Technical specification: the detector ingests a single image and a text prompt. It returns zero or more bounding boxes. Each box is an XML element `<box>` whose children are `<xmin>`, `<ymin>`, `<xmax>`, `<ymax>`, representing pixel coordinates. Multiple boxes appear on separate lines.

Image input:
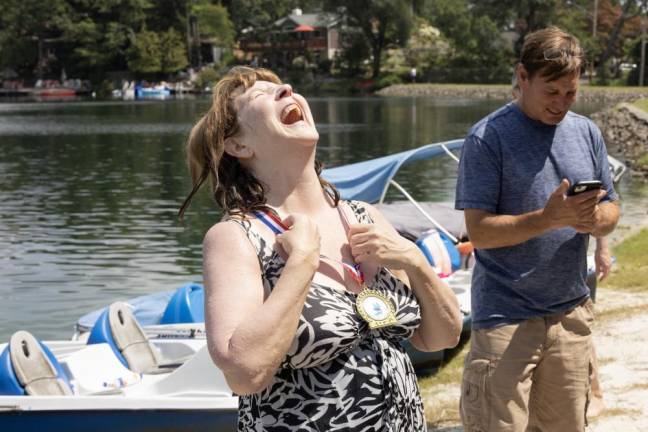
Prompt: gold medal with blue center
<box><xmin>356</xmin><ymin>288</ymin><xmax>398</xmax><ymax>329</ymax></box>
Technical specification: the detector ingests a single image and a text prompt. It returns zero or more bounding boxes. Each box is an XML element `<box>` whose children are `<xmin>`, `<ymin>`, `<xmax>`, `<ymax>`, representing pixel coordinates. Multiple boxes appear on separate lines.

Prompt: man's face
<box><xmin>518</xmin><ymin>66</ymin><xmax>579</xmax><ymax>125</ymax></box>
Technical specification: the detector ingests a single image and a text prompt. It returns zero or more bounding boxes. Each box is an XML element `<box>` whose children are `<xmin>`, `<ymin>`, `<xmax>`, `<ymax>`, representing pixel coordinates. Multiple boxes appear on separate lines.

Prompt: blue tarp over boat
<box><xmin>321</xmin><ymin>139</ymin><xmax>464</xmax><ymax>203</ymax></box>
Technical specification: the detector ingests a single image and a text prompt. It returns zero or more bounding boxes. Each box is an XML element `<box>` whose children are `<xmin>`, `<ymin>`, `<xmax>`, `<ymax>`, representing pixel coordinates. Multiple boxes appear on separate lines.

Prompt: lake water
<box><xmin>1</xmin><ymin>95</ymin><xmax>645</xmax><ymax>340</ymax></box>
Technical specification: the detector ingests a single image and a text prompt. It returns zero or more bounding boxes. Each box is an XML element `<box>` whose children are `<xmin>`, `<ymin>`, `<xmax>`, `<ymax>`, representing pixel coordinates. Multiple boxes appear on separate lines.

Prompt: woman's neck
<box><xmin>252</xmin><ymin>149</ymin><xmax>334</xmax><ymax>215</ymax></box>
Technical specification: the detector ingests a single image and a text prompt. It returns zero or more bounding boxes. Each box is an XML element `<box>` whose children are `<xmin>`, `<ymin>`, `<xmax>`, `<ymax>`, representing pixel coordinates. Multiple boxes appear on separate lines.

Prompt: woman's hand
<box><xmin>348</xmin><ymin>223</ymin><xmax>424</xmax><ymax>271</ymax></box>
<box><xmin>276</xmin><ymin>213</ymin><xmax>321</xmax><ymax>269</ymax></box>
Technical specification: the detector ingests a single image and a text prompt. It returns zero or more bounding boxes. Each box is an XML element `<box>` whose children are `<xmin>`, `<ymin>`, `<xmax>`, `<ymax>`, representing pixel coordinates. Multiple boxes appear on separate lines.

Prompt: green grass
<box><xmin>418</xmin><ymin>338</ymin><xmax>469</xmax><ymax>426</ymax></box>
<box><xmin>601</xmin><ymin>229</ymin><xmax>648</xmax><ymax>292</ymax></box>
<box><xmin>418</xmin><ymin>339</ymin><xmax>469</xmax><ymax>388</ymax></box>
<box><xmin>632</xmin><ymin>98</ymin><xmax>648</xmax><ymax>113</ymax></box>
<box><xmin>635</xmin><ymin>153</ymin><xmax>648</xmax><ymax>171</ymax></box>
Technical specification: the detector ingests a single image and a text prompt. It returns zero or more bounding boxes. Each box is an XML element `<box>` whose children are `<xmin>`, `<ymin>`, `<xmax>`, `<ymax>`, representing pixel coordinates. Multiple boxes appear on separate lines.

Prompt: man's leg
<box><xmin>461</xmin><ymin>319</ymin><xmax>544</xmax><ymax>432</ymax></box>
<box><xmin>527</xmin><ymin>300</ymin><xmax>594</xmax><ymax>432</ymax></box>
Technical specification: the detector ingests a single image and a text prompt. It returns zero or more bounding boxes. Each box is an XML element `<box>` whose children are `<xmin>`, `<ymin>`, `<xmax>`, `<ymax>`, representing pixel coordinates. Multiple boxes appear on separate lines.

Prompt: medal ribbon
<box><xmin>255</xmin><ymin>207</ymin><xmax>397</xmax><ymax>330</ymax></box>
<box><xmin>254</xmin><ymin>210</ymin><xmax>365</xmax><ymax>286</ymax></box>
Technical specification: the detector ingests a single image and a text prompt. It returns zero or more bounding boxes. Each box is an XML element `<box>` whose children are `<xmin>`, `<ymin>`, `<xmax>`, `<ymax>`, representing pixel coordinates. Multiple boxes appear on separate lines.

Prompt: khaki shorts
<box><xmin>460</xmin><ymin>299</ymin><xmax>595</xmax><ymax>432</ymax></box>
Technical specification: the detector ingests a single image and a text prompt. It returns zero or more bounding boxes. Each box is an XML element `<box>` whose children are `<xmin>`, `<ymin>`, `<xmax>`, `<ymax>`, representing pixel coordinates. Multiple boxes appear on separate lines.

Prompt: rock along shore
<box><xmin>592</xmin><ymin>104</ymin><xmax>648</xmax><ymax>178</ymax></box>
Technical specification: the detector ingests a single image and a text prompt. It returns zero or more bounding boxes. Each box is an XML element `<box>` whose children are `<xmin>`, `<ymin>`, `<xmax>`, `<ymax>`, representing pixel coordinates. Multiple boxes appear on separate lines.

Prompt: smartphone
<box><xmin>567</xmin><ymin>180</ymin><xmax>603</xmax><ymax>196</ymax></box>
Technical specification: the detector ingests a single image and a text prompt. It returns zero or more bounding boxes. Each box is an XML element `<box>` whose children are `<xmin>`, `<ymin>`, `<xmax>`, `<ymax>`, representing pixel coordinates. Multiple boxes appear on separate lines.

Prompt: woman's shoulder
<box><xmin>203</xmin><ymin>215</ymin><xmax>256</xmax><ymax>252</ymax></box>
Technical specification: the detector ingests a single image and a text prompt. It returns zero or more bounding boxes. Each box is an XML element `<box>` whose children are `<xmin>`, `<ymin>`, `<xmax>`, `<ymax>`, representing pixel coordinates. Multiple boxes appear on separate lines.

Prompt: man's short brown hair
<box><xmin>520</xmin><ymin>26</ymin><xmax>585</xmax><ymax>82</ymax></box>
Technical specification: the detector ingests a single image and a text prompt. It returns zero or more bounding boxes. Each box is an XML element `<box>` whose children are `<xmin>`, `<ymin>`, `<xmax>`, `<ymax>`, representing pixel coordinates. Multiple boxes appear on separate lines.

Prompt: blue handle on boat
<box><xmin>160</xmin><ymin>283</ymin><xmax>205</xmax><ymax>324</ymax></box>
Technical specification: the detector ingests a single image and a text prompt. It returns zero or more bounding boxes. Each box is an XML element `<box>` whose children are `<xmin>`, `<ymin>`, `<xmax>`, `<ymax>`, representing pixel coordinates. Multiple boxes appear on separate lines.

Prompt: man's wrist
<box><xmin>536</xmin><ymin>208</ymin><xmax>557</xmax><ymax>232</ymax></box>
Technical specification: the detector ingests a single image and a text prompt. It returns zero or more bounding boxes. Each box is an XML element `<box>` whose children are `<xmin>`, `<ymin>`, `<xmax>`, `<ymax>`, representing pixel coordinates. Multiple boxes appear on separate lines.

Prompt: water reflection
<box><xmin>0</xmin><ymin>95</ymin><xmax>626</xmax><ymax>340</ymax></box>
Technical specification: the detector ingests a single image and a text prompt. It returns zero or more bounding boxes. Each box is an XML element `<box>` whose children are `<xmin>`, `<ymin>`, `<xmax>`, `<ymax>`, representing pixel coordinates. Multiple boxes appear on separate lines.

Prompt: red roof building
<box><xmin>239</xmin><ymin>9</ymin><xmax>342</xmax><ymax>68</ymax></box>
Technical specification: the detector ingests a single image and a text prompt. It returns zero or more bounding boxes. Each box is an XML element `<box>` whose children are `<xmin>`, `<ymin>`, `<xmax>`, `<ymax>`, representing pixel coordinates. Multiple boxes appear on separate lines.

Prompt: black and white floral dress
<box><xmin>228</xmin><ymin>201</ymin><xmax>426</xmax><ymax>432</ymax></box>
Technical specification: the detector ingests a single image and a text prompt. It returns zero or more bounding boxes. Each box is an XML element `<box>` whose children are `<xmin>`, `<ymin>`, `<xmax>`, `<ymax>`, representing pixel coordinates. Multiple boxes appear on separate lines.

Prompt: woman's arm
<box><xmin>349</xmin><ymin>205</ymin><xmax>463</xmax><ymax>352</ymax></box>
<box><xmin>203</xmin><ymin>214</ymin><xmax>320</xmax><ymax>395</ymax></box>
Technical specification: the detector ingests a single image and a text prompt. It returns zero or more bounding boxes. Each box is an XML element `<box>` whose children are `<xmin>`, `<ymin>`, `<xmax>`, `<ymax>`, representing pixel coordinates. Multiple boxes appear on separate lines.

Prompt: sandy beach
<box><xmin>424</xmin><ymin>198</ymin><xmax>648</xmax><ymax>431</ymax></box>
<box><xmin>587</xmin><ymin>289</ymin><xmax>648</xmax><ymax>431</ymax></box>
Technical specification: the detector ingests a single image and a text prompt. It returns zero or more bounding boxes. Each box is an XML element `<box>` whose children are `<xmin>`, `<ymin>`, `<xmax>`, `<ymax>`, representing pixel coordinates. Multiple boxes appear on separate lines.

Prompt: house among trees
<box><xmin>239</xmin><ymin>9</ymin><xmax>341</xmax><ymax>69</ymax></box>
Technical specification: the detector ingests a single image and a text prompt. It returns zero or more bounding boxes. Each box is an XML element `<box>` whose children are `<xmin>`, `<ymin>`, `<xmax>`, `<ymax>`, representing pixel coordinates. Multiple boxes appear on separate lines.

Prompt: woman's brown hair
<box><xmin>520</xmin><ymin>26</ymin><xmax>585</xmax><ymax>82</ymax></box>
<box><xmin>178</xmin><ymin>66</ymin><xmax>339</xmax><ymax>219</ymax></box>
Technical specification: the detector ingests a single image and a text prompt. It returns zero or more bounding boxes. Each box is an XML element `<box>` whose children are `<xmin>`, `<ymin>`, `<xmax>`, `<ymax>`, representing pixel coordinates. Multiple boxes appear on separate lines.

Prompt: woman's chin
<box><xmin>283</xmin><ymin>125</ymin><xmax>319</xmax><ymax>143</ymax></box>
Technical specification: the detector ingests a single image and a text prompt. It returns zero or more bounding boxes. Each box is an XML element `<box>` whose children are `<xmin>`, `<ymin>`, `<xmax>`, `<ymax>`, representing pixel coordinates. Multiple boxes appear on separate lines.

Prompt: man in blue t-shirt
<box><xmin>455</xmin><ymin>27</ymin><xmax>620</xmax><ymax>432</ymax></box>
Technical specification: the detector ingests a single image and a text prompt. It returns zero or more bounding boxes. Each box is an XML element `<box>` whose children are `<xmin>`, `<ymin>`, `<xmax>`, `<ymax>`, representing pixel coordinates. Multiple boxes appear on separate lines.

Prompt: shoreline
<box><xmin>377</xmin><ymin>83</ymin><xmax>648</xmax><ymax>106</ymax></box>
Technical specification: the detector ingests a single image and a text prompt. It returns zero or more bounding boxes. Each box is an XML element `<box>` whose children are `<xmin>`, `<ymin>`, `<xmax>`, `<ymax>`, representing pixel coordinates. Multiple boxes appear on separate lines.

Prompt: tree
<box><xmin>60</xmin><ymin>0</ymin><xmax>154</xmax><ymax>79</ymax></box>
<box><xmin>0</xmin><ymin>0</ymin><xmax>71</xmax><ymax>77</ymax></box>
<box><xmin>160</xmin><ymin>28</ymin><xmax>189</xmax><ymax>73</ymax></box>
<box><xmin>127</xmin><ymin>29</ymin><xmax>162</xmax><ymax>74</ymax></box>
<box><xmin>403</xmin><ymin>18</ymin><xmax>448</xmax><ymax>71</ymax></box>
<box><xmin>553</xmin><ymin>0</ymin><xmax>600</xmax><ymax>74</ymax></box>
<box><xmin>192</xmin><ymin>1</ymin><xmax>235</xmax><ymax>46</ymax></box>
<box><xmin>596</xmin><ymin>0</ymin><xmax>643</xmax><ymax>83</ymax></box>
<box><xmin>188</xmin><ymin>1</ymin><xmax>235</xmax><ymax>66</ymax></box>
<box><xmin>468</xmin><ymin>0</ymin><xmax>560</xmax><ymax>56</ymax></box>
<box><xmin>325</xmin><ymin>0</ymin><xmax>413</xmax><ymax>79</ymax></box>
<box><xmin>336</xmin><ymin>29</ymin><xmax>371</xmax><ymax>77</ymax></box>
<box><xmin>422</xmin><ymin>0</ymin><xmax>513</xmax><ymax>83</ymax></box>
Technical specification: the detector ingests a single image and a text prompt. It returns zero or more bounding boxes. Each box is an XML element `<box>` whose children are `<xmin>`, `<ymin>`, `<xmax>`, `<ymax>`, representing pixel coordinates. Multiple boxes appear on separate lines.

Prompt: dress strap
<box><xmin>345</xmin><ymin>200</ymin><xmax>375</xmax><ymax>225</ymax></box>
<box><xmin>223</xmin><ymin>217</ymin><xmax>268</xmax><ymax>273</ymax></box>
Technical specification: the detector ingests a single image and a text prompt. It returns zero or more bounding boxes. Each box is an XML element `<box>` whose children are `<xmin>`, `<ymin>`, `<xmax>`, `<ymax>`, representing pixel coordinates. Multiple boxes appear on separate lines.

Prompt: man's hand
<box><xmin>542</xmin><ymin>179</ymin><xmax>607</xmax><ymax>232</ymax></box>
<box><xmin>595</xmin><ymin>238</ymin><xmax>612</xmax><ymax>281</ymax></box>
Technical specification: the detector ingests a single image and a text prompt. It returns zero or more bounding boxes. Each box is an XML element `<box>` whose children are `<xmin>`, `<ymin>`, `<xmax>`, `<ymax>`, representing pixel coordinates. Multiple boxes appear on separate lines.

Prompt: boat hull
<box><xmin>0</xmin><ymin>409</ymin><xmax>237</xmax><ymax>432</ymax></box>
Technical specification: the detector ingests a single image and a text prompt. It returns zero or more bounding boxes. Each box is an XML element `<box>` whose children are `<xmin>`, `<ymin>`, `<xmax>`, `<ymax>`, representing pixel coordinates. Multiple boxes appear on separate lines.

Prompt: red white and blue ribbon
<box><xmin>254</xmin><ymin>209</ymin><xmax>365</xmax><ymax>285</ymax></box>
<box><xmin>254</xmin><ymin>210</ymin><xmax>289</xmax><ymax>235</ymax></box>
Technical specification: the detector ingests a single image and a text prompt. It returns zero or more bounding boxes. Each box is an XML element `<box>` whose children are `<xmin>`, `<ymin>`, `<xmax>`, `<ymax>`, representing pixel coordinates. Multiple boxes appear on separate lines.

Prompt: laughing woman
<box><xmin>179</xmin><ymin>66</ymin><xmax>462</xmax><ymax>431</ymax></box>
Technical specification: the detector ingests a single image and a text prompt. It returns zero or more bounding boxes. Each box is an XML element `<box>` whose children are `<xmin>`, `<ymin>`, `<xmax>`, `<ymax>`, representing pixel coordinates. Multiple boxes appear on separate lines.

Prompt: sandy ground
<box><xmin>425</xmin><ymin>200</ymin><xmax>648</xmax><ymax>431</ymax></box>
<box><xmin>586</xmin><ymin>288</ymin><xmax>648</xmax><ymax>431</ymax></box>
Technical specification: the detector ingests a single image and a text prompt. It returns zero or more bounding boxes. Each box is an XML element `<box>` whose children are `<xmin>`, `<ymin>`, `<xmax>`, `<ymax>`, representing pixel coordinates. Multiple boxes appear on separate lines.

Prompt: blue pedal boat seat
<box><xmin>0</xmin><ymin>331</ymin><xmax>72</xmax><ymax>396</ymax></box>
<box><xmin>88</xmin><ymin>302</ymin><xmax>161</xmax><ymax>373</ymax></box>
<box><xmin>160</xmin><ymin>283</ymin><xmax>205</xmax><ymax>324</ymax></box>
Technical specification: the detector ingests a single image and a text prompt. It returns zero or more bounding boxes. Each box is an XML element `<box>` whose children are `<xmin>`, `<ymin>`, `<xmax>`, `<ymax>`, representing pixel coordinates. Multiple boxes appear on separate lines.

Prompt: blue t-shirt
<box><xmin>455</xmin><ymin>103</ymin><xmax>618</xmax><ymax>329</ymax></box>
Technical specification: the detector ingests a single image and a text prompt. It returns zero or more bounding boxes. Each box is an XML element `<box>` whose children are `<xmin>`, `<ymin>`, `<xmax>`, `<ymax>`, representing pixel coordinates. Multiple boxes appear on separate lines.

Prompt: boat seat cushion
<box><xmin>108</xmin><ymin>302</ymin><xmax>161</xmax><ymax>373</ymax></box>
<box><xmin>9</xmin><ymin>331</ymin><xmax>72</xmax><ymax>396</ymax></box>
<box><xmin>416</xmin><ymin>229</ymin><xmax>454</xmax><ymax>276</ymax></box>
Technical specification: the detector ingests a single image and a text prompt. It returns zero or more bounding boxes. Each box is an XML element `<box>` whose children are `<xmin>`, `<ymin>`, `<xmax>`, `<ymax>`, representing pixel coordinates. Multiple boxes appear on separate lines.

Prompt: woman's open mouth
<box><xmin>280</xmin><ymin>104</ymin><xmax>304</xmax><ymax>125</ymax></box>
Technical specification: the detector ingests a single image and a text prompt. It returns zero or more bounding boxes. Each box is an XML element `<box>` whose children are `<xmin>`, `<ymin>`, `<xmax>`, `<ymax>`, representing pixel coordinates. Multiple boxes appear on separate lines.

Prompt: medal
<box><xmin>355</xmin><ymin>287</ymin><xmax>398</xmax><ymax>329</ymax></box>
<box><xmin>255</xmin><ymin>208</ymin><xmax>398</xmax><ymax>329</ymax></box>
